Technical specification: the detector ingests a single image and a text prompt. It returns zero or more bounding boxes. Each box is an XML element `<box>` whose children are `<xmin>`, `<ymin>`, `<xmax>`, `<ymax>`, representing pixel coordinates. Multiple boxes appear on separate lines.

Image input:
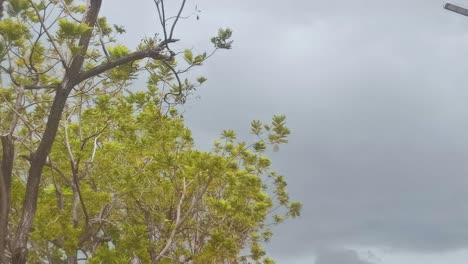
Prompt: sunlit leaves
<box><xmin>184</xmin><ymin>49</ymin><xmax>205</xmax><ymax>66</ymax></box>
<box><xmin>254</xmin><ymin>141</ymin><xmax>267</xmax><ymax>152</ymax></box>
<box><xmin>221</xmin><ymin>129</ymin><xmax>236</xmax><ymax>140</ymax></box>
<box><xmin>108</xmin><ymin>44</ymin><xmax>130</xmax><ymax>59</ymax></box>
<box><xmin>7</xmin><ymin>0</ymin><xmax>30</xmax><ymax>16</ymax></box>
<box><xmin>97</xmin><ymin>17</ymin><xmax>112</xmax><ymax>36</ymax></box>
<box><xmin>106</xmin><ymin>45</ymin><xmax>137</xmax><ymax>82</ymax></box>
<box><xmin>184</xmin><ymin>49</ymin><xmax>193</xmax><ymax>64</ymax></box>
<box><xmin>57</xmin><ymin>19</ymin><xmax>92</xmax><ymax>39</ymax></box>
<box><xmin>72</xmin><ymin>5</ymin><xmax>87</xmax><ymax>13</ymax></box>
<box><xmin>289</xmin><ymin>202</ymin><xmax>302</xmax><ymax>218</ymax></box>
<box><xmin>30</xmin><ymin>42</ymin><xmax>46</xmax><ymax>65</ymax></box>
<box><xmin>0</xmin><ymin>18</ymin><xmax>30</xmax><ymax>44</ymax></box>
<box><xmin>0</xmin><ymin>1</ymin><xmax>298</xmax><ymax>262</ymax></box>
<box><xmin>193</xmin><ymin>53</ymin><xmax>205</xmax><ymax>65</ymax></box>
<box><xmin>251</xmin><ymin>120</ymin><xmax>262</xmax><ymax>135</ymax></box>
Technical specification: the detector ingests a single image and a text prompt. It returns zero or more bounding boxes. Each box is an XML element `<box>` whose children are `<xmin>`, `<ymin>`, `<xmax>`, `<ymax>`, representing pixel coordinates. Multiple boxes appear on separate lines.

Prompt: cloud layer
<box><xmin>103</xmin><ymin>0</ymin><xmax>468</xmax><ymax>262</ymax></box>
<box><xmin>315</xmin><ymin>248</ymin><xmax>376</xmax><ymax>264</ymax></box>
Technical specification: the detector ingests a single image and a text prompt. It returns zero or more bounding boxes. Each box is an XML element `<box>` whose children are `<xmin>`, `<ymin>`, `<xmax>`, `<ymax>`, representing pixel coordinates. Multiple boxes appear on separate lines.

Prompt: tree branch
<box><xmin>153</xmin><ymin>177</ymin><xmax>187</xmax><ymax>263</ymax></box>
<box><xmin>169</xmin><ymin>0</ymin><xmax>187</xmax><ymax>40</ymax></box>
<box><xmin>75</xmin><ymin>39</ymin><xmax>178</xmax><ymax>85</ymax></box>
<box><xmin>28</xmin><ymin>0</ymin><xmax>68</xmax><ymax>70</ymax></box>
<box><xmin>66</xmin><ymin>0</ymin><xmax>103</xmax><ymax>84</ymax></box>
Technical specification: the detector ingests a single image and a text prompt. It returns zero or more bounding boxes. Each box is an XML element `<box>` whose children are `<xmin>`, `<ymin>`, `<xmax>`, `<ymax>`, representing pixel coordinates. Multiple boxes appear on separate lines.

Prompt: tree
<box><xmin>0</xmin><ymin>0</ymin><xmax>301</xmax><ymax>263</ymax></box>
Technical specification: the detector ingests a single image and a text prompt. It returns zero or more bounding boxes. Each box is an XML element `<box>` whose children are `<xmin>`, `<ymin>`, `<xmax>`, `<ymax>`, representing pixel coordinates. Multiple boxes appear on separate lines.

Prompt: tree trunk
<box><xmin>10</xmin><ymin>0</ymin><xmax>102</xmax><ymax>262</ymax></box>
<box><xmin>1</xmin><ymin>135</ymin><xmax>15</xmax><ymax>264</ymax></box>
<box><xmin>72</xmin><ymin>185</ymin><xmax>80</xmax><ymax>228</ymax></box>
<box><xmin>67</xmin><ymin>254</ymin><xmax>78</xmax><ymax>264</ymax></box>
<box><xmin>11</xmin><ymin>89</ymin><xmax>71</xmax><ymax>264</ymax></box>
<box><xmin>0</xmin><ymin>168</ymin><xmax>8</xmax><ymax>264</ymax></box>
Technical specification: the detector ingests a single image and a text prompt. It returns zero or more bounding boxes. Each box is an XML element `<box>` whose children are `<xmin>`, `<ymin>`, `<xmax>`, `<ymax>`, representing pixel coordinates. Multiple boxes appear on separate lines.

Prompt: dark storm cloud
<box><xmin>104</xmin><ymin>0</ymin><xmax>468</xmax><ymax>261</ymax></box>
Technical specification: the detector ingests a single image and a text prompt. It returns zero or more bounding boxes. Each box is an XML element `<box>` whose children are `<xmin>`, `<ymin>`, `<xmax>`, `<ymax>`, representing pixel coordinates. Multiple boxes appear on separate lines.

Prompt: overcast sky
<box><xmin>105</xmin><ymin>1</ymin><xmax>468</xmax><ymax>263</ymax></box>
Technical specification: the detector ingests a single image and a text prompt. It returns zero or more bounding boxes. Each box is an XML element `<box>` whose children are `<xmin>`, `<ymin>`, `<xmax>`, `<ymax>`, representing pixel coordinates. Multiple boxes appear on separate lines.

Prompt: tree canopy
<box><xmin>0</xmin><ymin>0</ymin><xmax>301</xmax><ymax>263</ymax></box>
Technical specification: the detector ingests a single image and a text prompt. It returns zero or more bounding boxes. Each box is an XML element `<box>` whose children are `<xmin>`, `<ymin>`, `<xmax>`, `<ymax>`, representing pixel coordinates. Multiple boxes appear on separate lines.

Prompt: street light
<box><xmin>444</xmin><ymin>3</ymin><xmax>468</xmax><ymax>16</ymax></box>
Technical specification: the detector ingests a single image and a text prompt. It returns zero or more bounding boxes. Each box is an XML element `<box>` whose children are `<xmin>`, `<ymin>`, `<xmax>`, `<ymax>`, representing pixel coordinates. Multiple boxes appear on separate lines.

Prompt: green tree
<box><xmin>0</xmin><ymin>1</ymin><xmax>301</xmax><ymax>263</ymax></box>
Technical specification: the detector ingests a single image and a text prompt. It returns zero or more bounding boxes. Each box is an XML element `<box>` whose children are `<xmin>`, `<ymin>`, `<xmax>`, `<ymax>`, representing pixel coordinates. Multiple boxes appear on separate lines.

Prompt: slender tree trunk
<box><xmin>10</xmin><ymin>0</ymin><xmax>102</xmax><ymax>261</ymax></box>
<box><xmin>72</xmin><ymin>185</ymin><xmax>80</xmax><ymax>228</ymax></box>
<box><xmin>0</xmin><ymin>69</ymin><xmax>6</xmax><ymax>264</ymax></box>
<box><xmin>11</xmin><ymin>88</ymin><xmax>71</xmax><ymax>264</ymax></box>
<box><xmin>0</xmin><ymin>168</ymin><xmax>8</xmax><ymax>264</ymax></box>
<box><xmin>0</xmin><ymin>2</ymin><xmax>9</xmax><ymax>260</ymax></box>
<box><xmin>1</xmin><ymin>135</ymin><xmax>15</xmax><ymax>264</ymax></box>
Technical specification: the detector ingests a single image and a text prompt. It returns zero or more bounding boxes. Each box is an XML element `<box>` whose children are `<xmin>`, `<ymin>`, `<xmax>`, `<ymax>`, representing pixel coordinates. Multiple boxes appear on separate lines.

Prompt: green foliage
<box><xmin>97</xmin><ymin>17</ymin><xmax>113</xmax><ymax>36</ymax></box>
<box><xmin>7</xmin><ymin>0</ymin><xmax>29</xmax><ymax>16</ymax></box>
<box><xmin>211</xmin><ymin>28</ymin><xmax>234</xmax><ymax>49</ymax></box>
<box><xmin>108</xmin><ymin>44</ymin><xmax>130</xmax><ymax>59</ymax></box>
<box><xmin>184</xmin><ymin>49</ymin><xmax>193</xmax><ymax>64</ymax></box>
<box><xmin>113</xmin><ymin>24</ymin><xmax>126</xmax><ymax>34</ymax></box>
<box><xmin>0</xmin><ymin>18</ymin><xmax>30</xmax><ymax>44</ymax></box>
<box><xmin>0</xmin><ymin>1</ymin><xmax>300</xmax><ymax>263</ymax></box>
<box><xmin>196</xmin><ymin>76</ymin><xmax>207</xmax><ymax>84</ymax></box>
<box><xmin>20</xmin><ymin>91</ymin><xmax>299</xmax><ymax>263</ymax></box>
<box><xmin>105</xmin><ymin>45</ymin><xmax>137</xmax><ymax>82</ymax></box>
<box><xmin>72</xmin><ymin>4</ymin><xmax>87</xmax><ymax>13</ymax></box>
<box><xmin>57</xmin><ymin>19</ymin><xmax>92</xmax><ymax>39</ymax></box>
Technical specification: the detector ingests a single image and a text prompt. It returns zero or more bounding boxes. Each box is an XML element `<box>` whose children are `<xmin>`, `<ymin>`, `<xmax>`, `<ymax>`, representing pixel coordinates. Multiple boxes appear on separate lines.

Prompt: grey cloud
<box><xmin>315</xmin><ymin>248</ymin><xmax>376</xmax><ymax>264</ymax></box>
<box><xmin>105</xmin><ymin>0</ymin><xmax>468</xmax><ymax>261</ymax></box>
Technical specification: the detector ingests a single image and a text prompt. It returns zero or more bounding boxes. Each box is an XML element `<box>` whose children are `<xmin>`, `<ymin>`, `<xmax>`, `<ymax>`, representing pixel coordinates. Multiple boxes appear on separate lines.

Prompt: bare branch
<box><xmin>153</xmin><ymin>177</ymin><xmax>187</xmax><ymax>263</ymax></box>
<box><xmin>24</xmin><ymin>84</ymin><xmax>59</xmax><ymax>91</ymax></box>
<box><xmin>63</xmin><ymin>111</ymin><xmax>76</xmax><ymax>165</ymax></box>
<box><xmin>28</xmin><ymin>0</ymin><xmax>68</xmax><ymax>70</ymax></box>
<box><xmin>162</xmin><ymin>61</ymin><xmax>184</xmax><ymax>104</ymax></box>
<box><xmin>95</xmin><ymin>20</ymin><xmax>110</xmax><ymax>61</ymax></box>
<box><xmin>153</xmin><ymin>0</ymin><xmax>168</xmax><ymax>42</ymax></box>
<box><xmin>60</xmin><ymin>0</ymin><xmax>81</xmax><ymax>22</ymax></box>
<box><xmin>79</xmin><ymin>120</ymin><xmax>109</xmax><ymax>151</ymax></box>
<box><xmin>9</xmin><ymin>86</ymin><xmax>25</xmax><ymax>135</ymax></box>
<box><xmin>169</xmin><ymin>0</ymin><xmax>187</xmax><ymax>40</ymax></box>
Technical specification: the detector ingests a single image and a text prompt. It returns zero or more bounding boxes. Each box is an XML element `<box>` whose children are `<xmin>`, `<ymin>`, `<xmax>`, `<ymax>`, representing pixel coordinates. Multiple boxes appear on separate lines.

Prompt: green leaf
<box><xmin>196</xmin><ymin>76</ymin><xmax>207</xmax><ymax>84</ymax></box>
<box><xmin>113</xmin><ymin>24</ymin><xmax>126</xmax><ymax>34</ymax></box>
<box><xmin>251</xmin><ymin>120</ymin><xmax>262</xmax><ymax>135</ymax></box>
<box><xmin>221</xmin><ymin>129</ymin><xmax>236</xmax><ymax>140</ymax></box>
<box><xmin>184</xmin><ymin>49</ymin><xmax>193</xmax><ymax>64</ymax></box>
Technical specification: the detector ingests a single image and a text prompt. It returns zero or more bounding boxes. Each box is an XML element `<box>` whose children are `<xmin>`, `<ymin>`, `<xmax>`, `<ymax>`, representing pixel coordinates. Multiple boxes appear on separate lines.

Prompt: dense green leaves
<box><xmin>0</xmin><ymin>18</ymin><xmax>29</xmax><ymax>43</ymax></box>
<box><xmin>20</xmin><ymin>90</ymin><xmax>300</xmax><ymax>263</ymax></box>
<box><xmin>0</xmin><ymin>0</ymin><xmax>299</xmax><ymax>263</ymax></box>
<box><xmin>58</xmin><ymin>19</ymin><xmax>92</xmax><ymax>38</ymax></box>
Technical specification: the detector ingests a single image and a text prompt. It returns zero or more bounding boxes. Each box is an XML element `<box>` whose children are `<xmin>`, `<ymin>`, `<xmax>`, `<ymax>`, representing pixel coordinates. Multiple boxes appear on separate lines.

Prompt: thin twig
<box><xmin>169</xmin><ymin>0</ymin><xmax>187</xmax><ymax>40</ymax></box>
<box><xmin>28</xmin><ymin>0</ymin><xmax>68</xmax><ymax>70</ymax></box>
